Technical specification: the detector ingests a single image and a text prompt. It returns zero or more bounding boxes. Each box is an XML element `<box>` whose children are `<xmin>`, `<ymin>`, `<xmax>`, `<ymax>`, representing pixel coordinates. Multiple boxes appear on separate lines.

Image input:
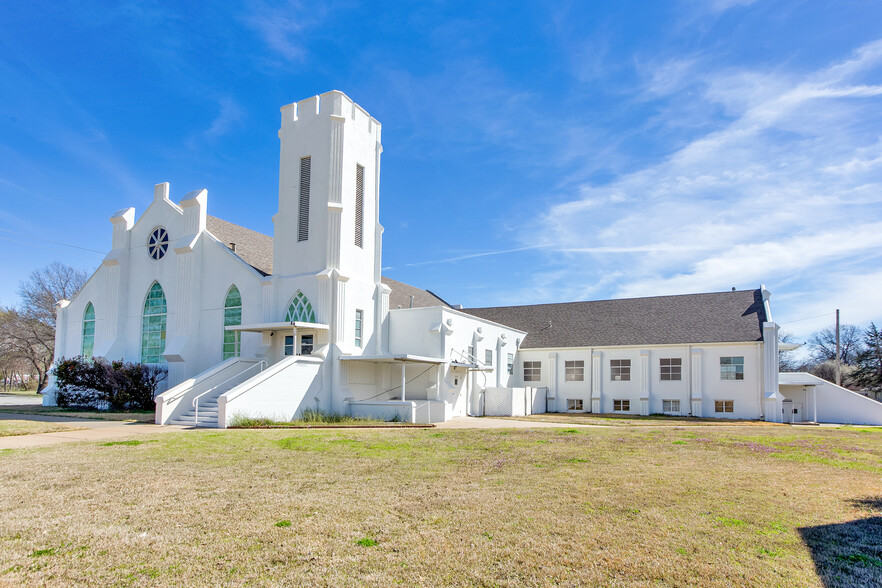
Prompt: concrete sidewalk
<box><xmin>0</xmin><ymin>412</ymin><xmax>191</xmax><ymax>449</ymax></box>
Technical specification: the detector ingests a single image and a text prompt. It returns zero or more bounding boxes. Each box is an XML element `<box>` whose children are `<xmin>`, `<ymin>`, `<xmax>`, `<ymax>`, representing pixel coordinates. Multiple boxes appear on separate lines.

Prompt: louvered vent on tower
<box><xmin>298</xmin><ymin>156</ymin><xmax>311</xmax><ymax>242</ymax></box>
<box><xmin>355</xmin><ymin>163</ymin><xmax>364</xmax><ymax>248</ymax></box>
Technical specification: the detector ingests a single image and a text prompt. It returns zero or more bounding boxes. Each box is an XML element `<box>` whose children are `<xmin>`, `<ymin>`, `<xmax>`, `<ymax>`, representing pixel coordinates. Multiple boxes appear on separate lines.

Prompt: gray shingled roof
<box><xmin>382</xmin><ymin>277</ymin><xmax>450</xmax><ymax>310</ymax></box>
<box><xmin>463</xmin><ymin>290</ymin><xmax>767</xmax><ymax>348</ymax></box>
<box><xmin>206</xmin><ymin>216</ymin><xmax>274</xmax><ymax>276</ymax></box>
<box><xmin>204</xmin><ymin>217</ymin><xmax>447</xmax><ymax>308</ymax></box>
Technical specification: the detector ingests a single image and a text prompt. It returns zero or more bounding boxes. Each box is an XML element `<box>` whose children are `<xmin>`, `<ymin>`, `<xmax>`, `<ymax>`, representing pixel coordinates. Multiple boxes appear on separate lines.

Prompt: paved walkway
<box><xmin>0</xmin><ymin>412</ymin><xmax>190</xmax><ymax>450</ymax></box>
<box><xmin>0</xmin><ymin>411</ymin><xmax>602</xmax><ymax>449</ymax></box>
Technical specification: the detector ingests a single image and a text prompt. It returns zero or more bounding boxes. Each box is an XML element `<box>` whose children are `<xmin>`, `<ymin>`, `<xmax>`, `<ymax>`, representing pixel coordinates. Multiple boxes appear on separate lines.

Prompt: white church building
<box><xmin>45</xmin><ymin>91</ymin><xmax>882</xmax><ymax>427</ymax></box>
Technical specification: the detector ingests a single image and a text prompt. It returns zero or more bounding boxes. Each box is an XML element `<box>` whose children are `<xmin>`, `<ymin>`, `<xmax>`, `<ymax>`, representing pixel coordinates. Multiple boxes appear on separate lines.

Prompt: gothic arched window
<box><xmin>141</xmin><ymin>282</ymin><xmax>167</xmax><ymax>363</ymax></box>
<box><xmin>82</xmin><ymin>302</ymin><xmax>95</xmax><ymax>358</ymax></box>
<box><xmin>223</xmin><ymin>285</ymin><xmax>242</xmax><ymax>360</ymax></box>
<box><xmin>285</xmin><ymin>291</ymin><xmax>316</xmax><ymax>323</ymax></box>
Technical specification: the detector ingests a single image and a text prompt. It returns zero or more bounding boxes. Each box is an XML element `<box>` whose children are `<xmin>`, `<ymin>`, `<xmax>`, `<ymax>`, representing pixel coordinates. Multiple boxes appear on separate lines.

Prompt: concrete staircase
<box><xmin>166</xmin><ymin>382</ymin><xmax>226</xmax><ymax>428</ymax></box>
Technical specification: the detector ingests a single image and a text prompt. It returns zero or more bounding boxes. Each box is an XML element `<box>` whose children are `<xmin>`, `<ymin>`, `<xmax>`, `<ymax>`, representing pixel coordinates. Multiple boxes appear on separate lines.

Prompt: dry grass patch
<box><xmin>0</xmin><ymin>420</ymin><xmax>86</xmax><ymax>437</ymax></box>
<box><xmin>0</xmin><ymin>406</ymin><xmax>154</xmax><ymax>423</ymax></box>
<box><xmin>505</xmin><ymin>412</ymin><xmax>782</xmax><ymax>427</ymax></box>
<box><xmin>0</xmin><ymin>425</ymin><xmax>880</xmax><ymax>586</ymax></box>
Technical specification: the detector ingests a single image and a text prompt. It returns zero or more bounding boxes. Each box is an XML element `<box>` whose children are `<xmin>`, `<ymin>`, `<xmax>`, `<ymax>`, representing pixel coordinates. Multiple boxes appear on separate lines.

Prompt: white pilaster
<box><xmin>640</xmin><ymin>349</ymin><xmax>650</xmax><ymax>416</ymax></box>
<box><xmin>691</xmin><ymin>348</ymin><xmax>703</xmax><ymax>417</ymax></box>
<box><xmin>591</xmin><ymin>351</ymin><xmax>602</xmax><ymax>413</ymax></box>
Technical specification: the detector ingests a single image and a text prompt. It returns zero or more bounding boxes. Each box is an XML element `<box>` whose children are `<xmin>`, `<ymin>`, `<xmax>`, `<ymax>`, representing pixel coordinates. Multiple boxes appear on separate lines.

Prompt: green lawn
<box><xmin>1</xmin><ymin>425</ymin><xmax>880</xmax><ymax>586</ymax></box>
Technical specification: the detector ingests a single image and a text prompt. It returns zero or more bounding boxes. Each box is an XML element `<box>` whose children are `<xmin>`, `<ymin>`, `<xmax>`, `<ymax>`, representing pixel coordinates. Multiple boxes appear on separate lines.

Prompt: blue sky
<box><xmin>1</xmin><ymin>0</ymin><xmax>881</xmax><ymax>343</ymax></box>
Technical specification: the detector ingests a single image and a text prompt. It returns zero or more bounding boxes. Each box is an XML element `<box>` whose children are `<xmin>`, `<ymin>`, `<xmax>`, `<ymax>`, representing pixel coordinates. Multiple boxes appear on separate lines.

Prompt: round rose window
<box><xmin>148</xmin><ymin>227</ymin><xmax>169</xmax><ymax>260</ymax></box>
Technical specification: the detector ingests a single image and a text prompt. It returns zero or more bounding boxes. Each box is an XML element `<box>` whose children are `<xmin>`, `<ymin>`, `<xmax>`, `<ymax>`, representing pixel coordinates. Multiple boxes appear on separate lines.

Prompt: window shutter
<box><xmin>298</xmin><ymin>156</ymin><xmax>311</xmax><ymax>242</ymax></box>
<box><xmin>355</xmin><ymin>163</ymin><xmax>364</xmax><ymax>248</ymax></box>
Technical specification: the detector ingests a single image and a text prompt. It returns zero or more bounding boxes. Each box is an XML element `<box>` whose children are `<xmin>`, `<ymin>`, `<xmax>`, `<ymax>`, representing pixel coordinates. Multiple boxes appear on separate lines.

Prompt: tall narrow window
<box><xmin>223</xmin><ymin>285</ymin><xmax>242</xmax><ymax>360</ymax></box>
<box><xmin>354</xmin><ymin>309</ymin><xmax>363</xmax><ymax>348</ymax></box>
<box><xmin>355</xmin><ymin>163</ymin><xmax>364</xmax><ymax>248</ymax></box>
<box><xmin>524</xmin><ymin>361</ymin><xmax>541</xmax><ymax>382</ymax></box>
<box><xmin>298</xmin><ymin>156</ymin><xmax>311</xmax><ymax>242</ymax></box>
<box><xmin>285</xmin><ymin>291</ymin><xmax>317</xmax><ymax>323</ymax></box>
<box><xmin>82</xmin><ymin>302</ymin><xmax>95</xmax><ymax>358</ymax></box>
<box><xmin>141</xmin><ymin>282</ymin><xmax>167</xmax><ymax>364</ymax></box>
<box><xmin>507</xmin><ymin>353</ymin><xmax>514</xmax><ymax>375</ymax></box>
<box><xmin>485</xmin><ymin>349</ymin><xmax>493</xmax><ymax>366</ymax></box>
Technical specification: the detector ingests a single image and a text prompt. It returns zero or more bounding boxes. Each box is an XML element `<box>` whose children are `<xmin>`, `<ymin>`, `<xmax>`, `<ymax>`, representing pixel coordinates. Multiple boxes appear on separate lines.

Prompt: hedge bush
<box><xmin>53</xmin><ymin>356</ymin><xmax>167</xmax><ymax>411</ymax></box>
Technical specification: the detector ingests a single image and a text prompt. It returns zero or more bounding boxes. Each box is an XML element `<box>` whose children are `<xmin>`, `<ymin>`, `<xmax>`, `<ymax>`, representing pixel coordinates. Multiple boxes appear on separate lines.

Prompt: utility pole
<box><xmin>835</xmin><ymin>309</ymin><xmax>841</xmax><ymax>387</ymax></box>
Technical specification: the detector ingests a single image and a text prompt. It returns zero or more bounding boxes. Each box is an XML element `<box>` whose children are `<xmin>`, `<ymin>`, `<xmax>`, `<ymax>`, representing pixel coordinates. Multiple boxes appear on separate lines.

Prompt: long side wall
<box><xmin>513</xmin><ymin>342</ymin><xmax>765</xmax><ymax>419</ymax></box>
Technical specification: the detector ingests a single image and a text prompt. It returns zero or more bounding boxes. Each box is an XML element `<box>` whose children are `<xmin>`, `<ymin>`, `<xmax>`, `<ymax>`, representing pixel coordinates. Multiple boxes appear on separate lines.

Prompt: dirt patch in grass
<box><xmin>0</xmin><ymin>425</ymin><xmax>880</xmax><ymax>585</ymax></box>
<box><xmin>0</xmin><ymin>420</ymin><xmax>87</xmax><ymax>437</ymax></box>
<box><xmin>0</xmin><ymin>406</ymin><xmax>154</xmax><ymax>422</ymax></box>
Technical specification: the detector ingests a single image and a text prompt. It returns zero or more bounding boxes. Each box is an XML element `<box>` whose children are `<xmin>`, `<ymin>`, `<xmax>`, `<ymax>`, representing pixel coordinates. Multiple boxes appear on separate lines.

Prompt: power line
<box><xmin>0</xmin><ymin>229</ymin><xmax>106</xmax><ymax>257</ymax></box>
<box><xmin>779</xmin><ymin>312</ymin><xmax>836</xmax><ymax>326</ymax></box>
<box><xmin>0</xmin><ymin>235</ymin><xmax>105</xmax><ymax>259</ymax></box>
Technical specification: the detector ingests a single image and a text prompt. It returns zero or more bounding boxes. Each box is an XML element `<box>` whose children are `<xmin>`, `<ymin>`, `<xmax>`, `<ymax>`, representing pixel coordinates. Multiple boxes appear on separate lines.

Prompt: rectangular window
<box><xmin>610</xmin><ymin>359</ymin><xmax>631</xmax><ymax>381</ymax></box>
<box><xmin>567</xmin><ymin>399</ymin><xmax>583</xmax><ymax>411</ymax></box>
<box><xmin>355</xmin><ymin>163</ymin><xmax>364</xmax><ymax>248</ymax></box>
<box><xmin>662</xmin><ymin>399</ymin><xmax>680</xmax><ymax>414</ymax></box>
<box><xmin>613</xmin><ymin>399</ymin><xmax>630</xmax><ymax>412</ymax></box>
<box><xmin>485</xmin><ymin>349</ymin><xmax>493</xmax><ymax>366</ymax></box>
<box><xmin>284</xmin><ymin>335</ymin><xmax>294</xmax><ymax>356</ymax></box>
<box><xmin>660</xmin><ymin>358</ymin><xmax>682</xmax><ymax>381</ymax></box>
<box><xmin>565</xmin><ymin>360</ymin><xmax>584</xmax><ymax>382</ymax></box>
<box><xmin>507</xmin><ymin>353</ymin><xmax>514</xmax><ymax>375</ymax></box>
<box><xmin>298</xmin><ymin>156</ymin><xmax>311</xmax><ymax>242</ymax></box>
<box><xmin>354</xmin><ymin>309</ymin><xmax>363</xmax><ymax>348</ymax></box>
<box><xmin>300</xmin><ymin>334</ymin><xmax>314</xmax><ymax>356</ymax></box>
<box><xmin>715</xmin><ymin>400</ymin><xmax>734</xmax><ymax>413</ymax></box>
<box><xmin>720</xmin><ymin>356</ymin><xmax>744</xmax><ymax>380</ymax></box>
<box><xmin>468</xmin><ymin>345</ymin><xmax>475</xmax><ymax>361</ymax></box>
<box><xmin>524</xmin><ymin>361</ymin><xmax>541</xmax><ymax>382</ymax></box>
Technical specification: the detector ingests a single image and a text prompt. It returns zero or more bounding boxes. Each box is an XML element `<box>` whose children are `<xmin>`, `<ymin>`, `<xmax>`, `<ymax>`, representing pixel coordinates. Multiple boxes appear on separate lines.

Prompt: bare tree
<box><xmin>17</xmin><ymin>261</ymin><xmax>88</xmax><ymax>327</ymax></box>
<box><xmin>807</xmin><ymin>324</ymin><xmax>864</xmax><ymax>366</ymax></box>
<box><xmin>1</xmin><ymin>263</ymin><xmax>88</xmax><ymax>391</ymax></box>
<box><xmin>778</xmin><ymin>330</ymin><xmax>805</xmax><ymax>372</ymax></box>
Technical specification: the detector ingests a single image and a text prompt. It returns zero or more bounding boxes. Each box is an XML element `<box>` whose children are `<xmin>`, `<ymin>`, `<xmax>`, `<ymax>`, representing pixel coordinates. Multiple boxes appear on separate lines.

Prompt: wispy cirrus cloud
<box><xmin>513</xmin><ymin>39</ymin><xmax>882</xmax><ymax>336</ymax></box>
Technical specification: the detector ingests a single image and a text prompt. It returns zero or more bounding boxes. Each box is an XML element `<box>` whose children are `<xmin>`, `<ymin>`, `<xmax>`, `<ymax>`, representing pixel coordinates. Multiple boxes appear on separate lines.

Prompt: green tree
<box><xmin>852</xmin><ymin>323</ymin><xmax>882</xmax><ymax>394</ymax></box>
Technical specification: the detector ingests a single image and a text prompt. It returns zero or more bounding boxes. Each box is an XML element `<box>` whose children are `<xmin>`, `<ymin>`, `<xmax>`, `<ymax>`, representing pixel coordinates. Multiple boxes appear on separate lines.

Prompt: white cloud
<box><xmin>517</xmin><ymin>39</ymin><xmax>882</xmax><ymax>331</ymax></box>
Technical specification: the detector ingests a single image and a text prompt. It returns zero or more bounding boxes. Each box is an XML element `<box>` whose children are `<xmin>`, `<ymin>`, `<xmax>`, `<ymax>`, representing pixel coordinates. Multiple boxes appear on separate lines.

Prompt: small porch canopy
<box><xmin>225</xmin><ymin>321</ymin><xmax>329</xmax><ymax>334</ymax></box>
<box><xmin>225</xmin><ymin>321</ymin><xmax>330</xmax><ymax>357</ymax></box>
<box><xmin>779</xmin><ymin>372</ymin><xmax>819</xmax><ymax>423</ymax></box>
<box><xmin>450</xmin><ymin>361</ymin><xmax>493</xmax><ymax>372</ymax></box>
<box><xmin>340</xmin><ymin>354</ymin><xmax>444</xmax><ymax>402</ymax></box>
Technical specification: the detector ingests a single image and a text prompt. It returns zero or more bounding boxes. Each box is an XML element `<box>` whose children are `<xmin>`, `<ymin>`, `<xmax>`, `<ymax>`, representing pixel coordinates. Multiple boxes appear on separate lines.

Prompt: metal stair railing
<box><xmin>193</xmin><ymin>360</ymin><xmax>266</xmax><ymax>425</ymax></box>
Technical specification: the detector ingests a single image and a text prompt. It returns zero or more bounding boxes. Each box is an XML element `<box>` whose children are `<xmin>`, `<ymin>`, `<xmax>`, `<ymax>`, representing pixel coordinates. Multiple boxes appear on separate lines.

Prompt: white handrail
<box><xmin>193</xmin><ymin>360</ymin><xmax>266</xmax><ymax>424</ymax></box>
<box><xmin>163</xmin><ymin>359</ymin><xmax>243</xmax><ymax>402</ymax></box>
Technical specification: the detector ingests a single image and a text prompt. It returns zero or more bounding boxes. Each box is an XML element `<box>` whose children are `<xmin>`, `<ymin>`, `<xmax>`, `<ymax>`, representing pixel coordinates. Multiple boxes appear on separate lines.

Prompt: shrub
<box><xmin>53</xmin><ymin>356</ymin><xmax>167</xmax><ymax>411</ymax></box>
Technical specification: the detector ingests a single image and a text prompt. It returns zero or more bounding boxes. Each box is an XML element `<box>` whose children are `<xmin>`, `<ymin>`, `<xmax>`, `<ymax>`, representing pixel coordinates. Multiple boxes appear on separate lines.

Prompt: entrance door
<box><xmin>791</xmin><ymin>403</ymin><xmax>803</xmax><ymax>423</ymax></box>
<box><xmin>782</xmin><ymin>401</ymin><xmax>793</xmax><ymax>424</ymax></box>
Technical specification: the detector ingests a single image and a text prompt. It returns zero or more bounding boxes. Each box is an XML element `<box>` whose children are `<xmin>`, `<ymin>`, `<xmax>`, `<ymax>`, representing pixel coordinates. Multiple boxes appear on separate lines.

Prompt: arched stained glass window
<box><xmin>223</xmin><ymin>285</ymin><xmax>242</xmax><ymax>360</ymax></box>
<box><xmin>82</xmin><ymin>302</ymin><xmax>95</xmax><ymax>358</ymax></box>
<box><xmin>285</xmin><ymin>291</ymin><xmax>316</xmax><ymax>323</ymax></box>
<box><xmin>141</xmin><ymin>282</ymin><xmax>167</xmax><ymax>364</ymax></box>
